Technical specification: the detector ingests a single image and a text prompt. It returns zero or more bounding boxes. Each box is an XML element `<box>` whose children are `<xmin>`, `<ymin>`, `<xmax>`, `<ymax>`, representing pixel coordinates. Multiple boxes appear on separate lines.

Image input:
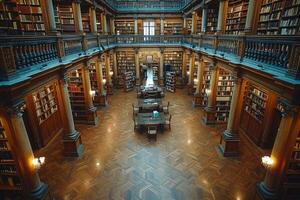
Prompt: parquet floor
<box><xmin>36</xmin><ymin>89</ymin><xmax>266</xmax><ymax>200</ymax></box>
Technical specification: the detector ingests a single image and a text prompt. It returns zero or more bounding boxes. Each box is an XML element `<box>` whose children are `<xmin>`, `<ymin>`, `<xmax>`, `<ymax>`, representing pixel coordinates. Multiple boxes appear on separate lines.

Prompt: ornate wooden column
<box><xmin>193</xmin><ymin>57</ymin><xmax>205</xmax><ymax>107</ymax></box>
<box><xmin>95</xmin><ymin>57</ymin><xmax>107</xmax><ymax>106</ymax></box>
<box><xmin>89</xmin><ymin>5</ymin><xmax>97</xmax><ymax>34</ymax></box>
<box><xmin>202</xmin><ymin>63</ymin><xmax>218</xmax><ymax>125</ymax></box>
<box><xmin>101</xmin><ymin>12</ymin><xmax>107</xmax><ymax>34</ymax></box>
<box><xmin>110</xmin><ymin>17</ymin><xmax>115</xmax><ymax>35</ymax></box>
<box><xmin>256</xmin><ymin>99</ymin><xmax>299</xmax><ymax>200</ymax></box>
<box><xmin>182</xmin><ymin>50</ymin><xmax>188</xmax><ymax>81</ymax></box>
<box><xmin>244</xmin><ymin>0</ymin><xmax>256</xmax><ymax>34</ymax></box>
<box><xmin>82</xmin><ymin>63</ymin><xmax>99</xmax><ymax>125</ymax></box>
<box><xmin>44</xmin><ymin>0</ymin><xmax>57</xmax><ymax>34</ymax></box>
<box><xmin>4</xmin><ymin>103</ymin><xmax>49</xmax><ymax>199</ymax></box>
<box><xmin>59</xmin><ymin>75</ymin><xmax>84</xmax><ymax>157</ymax></box>
<box><xmin>219</xmin><ymin>73</ymin><xmax>242</xmax><ymax>156</ymax></box>
<box><xmin>160</xmin><ymin>17</ymin><xmax>164</xmax><ymax>35</ymax></box>
<box><xmin>187</xmin><ymin>52</ymin><xmax>195</xmax><ymax>94</ymax></box>
<box><xmin>159</xmin><ymin>48</ymin><xmax>164</xmax><ymax>85</ymax></box>
<box><xmin>183</xmin><ymin>15</ymin><xmax>187</xmax><ymax>30</ymax></box>
<box><xmin>191</xmin><ymin>11</ymin><xmax>197</xmax><ymax>34</ymax></box>
<box><xmin>201</xmin><ymin>6</ymin><xmax>208</xmax><ymax>33</ymax></box>
<box><xmin>112</xmin><ymin>50</ymin><xmax>118</xmax><ymax>79</ymax></box>
<box><xmin>217</xmin><ymin>0</ymin><xmax>228</xmax><ymax>34</ymax></box>
<box><xmin>135</xmin><ymin>48</ymin><xmax>140</xmax><ymax>85</ymax></box>
<box><xmin>105</xmin><ymin>53</ymin><xmax>113</xmax><ymax>94</ymax></box>
<box><xmin>72</xmin><ymin>0</ymin><xmax>83</xmax><ymax>33</ymax></box>
<box><xmin>134</xmin><ymin>17</ymin><xmax>138</xmax><ymax>35</ymax></box>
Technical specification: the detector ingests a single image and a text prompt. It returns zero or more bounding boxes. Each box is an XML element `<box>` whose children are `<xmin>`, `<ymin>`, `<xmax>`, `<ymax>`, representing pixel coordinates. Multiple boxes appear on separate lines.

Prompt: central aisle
<box><xmin>145</xmin><ymin>67</ymin><xmax>155</xmax><ymax>87</ymax></box>
<box><xmin>36</xmin><ymin>89</ymin><xmax>264</xmax><ymax>200</ymax></box>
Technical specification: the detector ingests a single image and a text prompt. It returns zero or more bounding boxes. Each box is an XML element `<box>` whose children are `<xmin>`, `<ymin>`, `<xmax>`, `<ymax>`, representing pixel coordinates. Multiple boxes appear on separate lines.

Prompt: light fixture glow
<box><xmin>32</xmin><ymin>157</ymin><xmax>45</xmax><ymax>170</ymax></box>
<box><xmin>109</xmin><ymin>71</ymin><xmax>114</xmax><ymax>76</ymax></box>
<box><xmin>103</xmin><ymin>79</ymin><xmax>107</xmax><ymax>84</ymax></box>
<box><xmin>90</xmin><ymin>90</ymin><xmax>96</xmax><ymax>96</ymax></box>
<box><xmin>261</xmin><ymin>156</ymin><xmax>274</xmax><ymax>169</ymax></box>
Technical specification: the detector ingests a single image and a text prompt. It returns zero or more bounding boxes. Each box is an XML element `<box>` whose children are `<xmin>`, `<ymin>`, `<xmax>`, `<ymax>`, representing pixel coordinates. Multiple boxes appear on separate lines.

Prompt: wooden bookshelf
<box><xmin>240</xmin><ymin>81</ymin><xmax>269</xmax><ymax>144</ymax></box>
<box><xmin>164</xmin><ymin>19</ymin><xmax>183</xmax><ymax>35</ymax></box>
<box><xmin>257</xmin><ymin>0</ymin><xmax>285</xmax><ymax>35</ymax></box>
<box><xmin>166</xmin><ymin>71</ymin><xmax>176</xmax><ymax>93</ymax></box>
<box><xmin>280</xmin><ymin>0</ymin><xmax>300</xmax><ymax>35</ymax></box>
<box><xmin>115</xmin><ymin>19</ymin><xmax>134</xmax><ymax>34</ymax></box>
<box><xmin>201</xmin><ymin>65</ymin><xmax>211</xmax><ymax>107</ymax></box>
<box><xmin>96</xmin><ymin>10</ymin><xmax>102</xmax><ymax>33</ymax></box>
<box><xmin>226</xmin><ymin>0</ymin><xmax>249</xmax><ymax>35</ymax></box>
<box><xmin>81</xmin><ymin>7</ymin><xmax>90</xmax><ymax>33</ymax></box>
<box><xmin>197</xmin><ymin>13</ymin><xmax>202</xmax><ymax>33</ymax></box>
<box><xmin>116</xmin><ymin>51</ymin><xmax>136</xmax><ymax>88</ymax></box>
<box><xmin>124</xmin><ymin>71</ymin><xmax>135</xmax><ymax>92</ymax></box>
<box><xmin>155</xmin><ymin>18</ymin><xmax>161</xmax><ymax>35</ymax></box>
<box><xmin>89</xmin><ymin>63</ymin><xmax>107</xmax><ymax>106</ymax></box>
<box><xmin>206</xmin><ymin>8</ymin><xmax>218</xmax><ymax>34</ymax></box>
<box><xmin>215</xmin><ymin>69</ymin><xmax>234</xmax><ymax>123</ymax></box>
<box><xmin>0</xmin><ymin>120</ymin><xmax>23</xmax><ymax>196</ymax></box>
<box><xmin>164</xmin><ymin>51</ymin><xmax>183</xmax><ymax>76</ymax></box>
<box><xmin>0</xmin><ymin>1</ymin><xmax>20</xmax><ymax>35</ymax></box>
<box><xmin>187</xmin><ymin>18</ymin><xmax>192</xmax><ymax>34</ymax></box>
<box><xmin>56</xmin><ymin>3</ymin><xmax>75</xmax><ymax>33</ymax></box>
<box><xmin>68</xmin><ymin>69</ymin><xmax>87</xmax><ymax>123</ymax></box>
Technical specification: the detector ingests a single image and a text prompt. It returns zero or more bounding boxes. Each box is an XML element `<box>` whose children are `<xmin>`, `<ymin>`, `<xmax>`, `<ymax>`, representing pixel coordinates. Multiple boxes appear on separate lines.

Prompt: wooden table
<box><xmin>136</xmin><ymin>112</ymin><xmax>165</xmax><ymax>127</ymax></box>
<box><xmin>138</xmin><ymin>86</ymin><xmax>164</xmax><ymax>99</ymax></box>
<box><xmin>137</xmin><ymin>98</ymin><xmax>163</xmax><ymax>112</ymax></box>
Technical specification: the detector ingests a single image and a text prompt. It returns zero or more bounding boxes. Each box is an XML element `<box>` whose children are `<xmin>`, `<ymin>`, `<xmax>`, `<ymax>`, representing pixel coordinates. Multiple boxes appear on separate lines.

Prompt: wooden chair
<box><xmin>163</xmin><ymin>101</ymin><xmax>170</xmax><ymax>114</ymax></box>
<box><xmin>165</xmin><ymin>114</ymin><xmax>172</xmax><ymax>130</ymax></box>
<box><xmin>132</xmin><ymin>103</ymin><xmax>139</xmax><ymax>118</ymax></box>
<box><xmin>147</xmin><ymin>126</ymin><xmax>157</xmax><ymax>141</ymax></box>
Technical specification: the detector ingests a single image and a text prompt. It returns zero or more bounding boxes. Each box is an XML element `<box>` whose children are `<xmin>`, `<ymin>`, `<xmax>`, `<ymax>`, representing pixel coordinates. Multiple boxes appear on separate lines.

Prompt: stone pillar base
<box><xmin>86</xmin><ymin>106</ymin><xmax>99</xmax><ymax>125</ymax></box>
<box><xmin>193</xmin><ymin>93</ymin><xmax>204</xmax><ymax>107</ymax></box>
<box><xmin>218</xmin><ymin>130</ymin><xmax>240</xmax><ymax>157</ymax></box>
<box><xmin>106</xmin><ymin>84</ymin><xmax>113</xmax><ymax>95</ymax></box>
<box><xmin>94</xmin><ymin>93</ymin><xmax>108</xmax><ymax>107</ymax></box>
<box><xmin>255</xmin><ymin>182</ymin><xmax>278</xmax><ymax>200</ymax></box>
<box><xmin>63</xmin><ymin>131</ymin><xmax>84</xmax><ymax>157</ymax></box>
<box><xmin>29</xmin><ymin>182</ymin><xmax>49</xmax><ymax>200</ymax></box>
<box><xmin>187</xmin><ymin>84</ymin><xmax>195</xmax><ymax>95</ymax></box>
<box><xmin>159</xmin><ymin>78</ymin><xmax>164</xmax><ymax>86</ymax></box>
<box><xmin>202</xmin><ymin>106</ymin><xmax>216</xmax><ymax>125</ymax></box>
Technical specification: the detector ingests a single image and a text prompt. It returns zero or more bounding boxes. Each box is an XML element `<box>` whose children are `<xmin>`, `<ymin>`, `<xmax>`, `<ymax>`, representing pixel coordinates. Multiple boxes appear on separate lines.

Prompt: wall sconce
<box><xmin>187</xmin><ymin>71</ymin><xmax>190</xmax><ymax>75</ymax></box>
<box><xmin>193</xmin><ymin>78</ymin><xmax>198</xmax><ymax>83</ymax></box>
<box><xmin>32</xmin><ymin>157</ymin><xmax>45</xmax><ymax>170</ymax></box>
<box><xmin>103</xmin><ymin>79</ymin><xmax>107</xmax><ymax>84</ymax></box>
<box><xmin>205</xmin><ymin>89</ymin><xmax>211</xmax><ymax>95</ymax></box>
<box><xmin>261</xmin><ymin>156</ymin><xmax>274</xmax><ymax>169</ymax></box>
<box><xmin>109</xmin><ymin>71</ymin><xmax>114</xmax><ymax>76</ymax></box>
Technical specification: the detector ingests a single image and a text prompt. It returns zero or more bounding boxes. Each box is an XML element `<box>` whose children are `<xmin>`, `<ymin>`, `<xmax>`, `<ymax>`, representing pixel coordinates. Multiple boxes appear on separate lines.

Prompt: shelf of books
<box><xmin>81</xmin><ymin>7</ymin><xmax>90</xmax><ymax>33</ymax></box>
<box><xmin>32</xmin><ymin>84</ymin><xmax>59</xmax><ymax>125</ymax></box>
<box><xmin>206</xmin><ymin>8</ymin><xmax>218</xmax><ymax>34</ymax></box>
<box><xmin>68</xmin><ymin>69</ymin><xmax>88</xmax><ymax>123</ymax></box>
<box><xmin>283</xmin><ymin>131</ymin><xmax>300</xmax><ymax>198</ymax></box>
<box><xmin>166</xmin><ymin>71</ymin><xmax>176</xmax><ymax>92</ymax></box>
<box><xmin>215</xmin><ymin>69</ymin><xmax>234</xmax><ymax>123</ymax></box>
<box><xmin>124</xmin><ymin>71</ymin><xmax>135</xmax><ymax>92</ymax></box>
<box><xmin>257</xmin><ymin>0</ymin><xmax>284</xmax><ymax>35</ymax></box>
<box><xmin>116</xmin><ymin>51</ymin><xmax>136</xmax><ymax>88</ymax></box>
<box><xmin>240</xmin><ymin>81</ymin><xmax>269</xmax><ymax>144</ymax></box>
<box><xmin>164</xmin><ymin>19</ymin><xmax>183</xmax><ymax>35</ymax></box>
<box><xmin>201</xmin><ymin>65</ymin><xmax>211</xmax><ymax>107</ymax></box>
<box><xmin>280</xmin><ymin>0</ymin><xmax>300</xmax><ymax>35</ymax></box>
<box><xmin>0</xmin><ymin>1</ymin><xmax>20</xmax><ymax>34</ymax></box>
<box><xmin>115</xmin><ymin>19</ymin><xmax>134</xmax><ymax>34</ymax></box>
<box><xmin>197</xmin><ymin>14</ymin><xmax>202</xmax><ymax>33</ymax></box>
<box><xmin>0</xmin><ymin>0</ymin><xmax>46</xmax><ymax>35</ymax></box>
<box><xmin>89</xmin><ymin>62</ymin><xmax>107</xmax><ymax>106</ymax></box>
<box><xmin>155</xmin><ymin>18</ymin><xmax>161</xmax><ymax>35</ymax></box>
<box><xmin>164</xmin><ymin>51</ymin><xmax>183</xmax><ymax>76</ymax></box>
<box><xmin>151</xmin><ymin>62</ymin><xmax>159</xmax><ymax>81</ymax></box>
<box><xmin>56</xmin><ymin>3</ymin><xmax>75</xmax><ymax>33</ymax></box>
<box><xmin>0</xmin><ymin>120</ymin><xmax>23</xmax><ymax>195</ymax></box>
<box><xmin>96</xmin><ymin>10</ymin><xmax>102</xmax><ymax>33</ymax></box>
<box><xmin>187</xmin><ymin>18</ymin><xmax>192</xmax><ymax>34</ymax></box>
<box><xmin>226</xmin><ymin>0</ymin><xmax>249</xmax><ymax>35</ymax></box>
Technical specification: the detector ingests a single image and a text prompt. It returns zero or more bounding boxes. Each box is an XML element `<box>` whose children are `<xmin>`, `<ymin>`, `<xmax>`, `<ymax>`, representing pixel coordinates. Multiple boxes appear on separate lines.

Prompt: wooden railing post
<box><xmin>287</xmin><ymin>44</ymin><xmax>300</xmax><ymax>80</ymax></box>
<box><xmin>0</xmin><ymin>46</ymin><xmax>16</xmax><ymax>80</ymax></box>
<box><xmin>238</xmin><ymin>35</ymin><xmax>246</xmax><ymax>61</ymax></box>
<box><xmin>56</xmin><ymin>36</ymin><xmax>65</xmax><ymax>62</ymax></box>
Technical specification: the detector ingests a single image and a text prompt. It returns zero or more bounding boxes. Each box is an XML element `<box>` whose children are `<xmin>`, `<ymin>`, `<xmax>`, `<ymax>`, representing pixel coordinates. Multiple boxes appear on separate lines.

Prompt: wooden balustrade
<box><xmin>0</xmin><ymin>34</ymin><xmax>299</xmax><ymax>80</ymax></box>
<box><xmin>62</xmin><ymin>35</ymin><xmax>83</xmax><ymax>56</ymax></box>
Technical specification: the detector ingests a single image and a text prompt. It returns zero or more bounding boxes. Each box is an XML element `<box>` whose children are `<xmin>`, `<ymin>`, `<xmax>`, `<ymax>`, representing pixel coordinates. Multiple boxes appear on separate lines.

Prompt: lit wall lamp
<box><xmin>102</xmin><ymin>79</ymin><xmax>107</xmax><ymax>84</ymax></box>
<box><xmin>90</xmin><ymin>90</ymin><xmax>96</xmax><ymax>98</ymax></box>
<box><xmin>109</xmin><ymin>71</ymin><xmax>114</xmax><ymax>76</ymax></box>
<box><xmin>205</xmin><ymin>89</ymin><xmax>211</xmax><ymax>95</ymax></box>
<box><xmin>32</xmin><ymin>157</ymin><xmax>45</xmax><ymax>170</ymax></box>
<box><xmin>187</xmin><ymin>71</ymin><xmax>190</xmax><ymax>75</ymax></box>
<box><xmin>261</xmin><ymin>156</ymin><xmax>274</xmax><ymax>169</ymax></box>
<box><xmin>193</xmin><ymin>78</ymin><xmax>198</xmax><ymax>83</ymax></box>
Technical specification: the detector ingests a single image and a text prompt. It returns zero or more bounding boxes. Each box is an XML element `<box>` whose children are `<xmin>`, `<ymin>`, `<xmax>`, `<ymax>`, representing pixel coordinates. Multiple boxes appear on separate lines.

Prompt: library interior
<box><xmin>0</xmin><ymin>0</ymin><xmax>299</xmax><ymax>199</ymax></box>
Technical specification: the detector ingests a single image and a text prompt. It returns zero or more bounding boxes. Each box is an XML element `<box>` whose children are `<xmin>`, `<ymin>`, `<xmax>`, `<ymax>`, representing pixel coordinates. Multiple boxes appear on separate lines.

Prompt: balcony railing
<box><xmin>0</xmin><ymin>34</ymin><xmax>299</xmax><ymax>81</ymax></box>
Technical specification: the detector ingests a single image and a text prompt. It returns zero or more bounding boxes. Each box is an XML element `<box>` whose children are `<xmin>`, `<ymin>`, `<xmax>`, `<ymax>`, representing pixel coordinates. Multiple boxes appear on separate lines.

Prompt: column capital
<box><xmin>134</xmin><ymin>48</ymin><xmax>139</xmax><ymax>54</ymax></box>
<box><xmin>73</xmin><ymin>0</ymin><xmax>81</xmax><ymax>4</ymax></box>
<box><xmin>276</xmin><ymin>98</ymin><xmax>298</xmax><ymax>117</ymax></box>
<box><xmin>208</xmin><ymin>61</ymin><xmax>217</xmax><ymax>71</ymax></box>
<box><xmin>7</xmin><ymin>101</ymin><xmax>26</xmax><ymax>118</ymax></box>
<box><xmin>231</xmin><ymin>70</ymin><xmax>242</xmax><ymax>83</ymax></box>
<box><xmin>160</xmin><ymin>48</ymin><xmax>165</xmax><ymax>54</ymax></box>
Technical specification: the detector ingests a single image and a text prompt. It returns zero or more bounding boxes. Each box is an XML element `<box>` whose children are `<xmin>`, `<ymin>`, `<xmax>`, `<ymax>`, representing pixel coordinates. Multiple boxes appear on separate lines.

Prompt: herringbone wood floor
<box><xmin>35</xmin><ymin>89</ymin><xmax>266</xmax><ymax>200</ymax></box>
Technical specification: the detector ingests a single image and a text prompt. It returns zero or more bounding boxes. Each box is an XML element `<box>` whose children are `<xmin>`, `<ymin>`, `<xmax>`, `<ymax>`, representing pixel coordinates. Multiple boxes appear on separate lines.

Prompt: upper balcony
<box><xmin>0</xmin><ymin>34</ymin><xmax>299</xmax><ymax>87</ymax></box>
<box><xmin>104</xmin><ymin>0</ymin><xmax>193</xmax><ymax>13</ymax></box>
